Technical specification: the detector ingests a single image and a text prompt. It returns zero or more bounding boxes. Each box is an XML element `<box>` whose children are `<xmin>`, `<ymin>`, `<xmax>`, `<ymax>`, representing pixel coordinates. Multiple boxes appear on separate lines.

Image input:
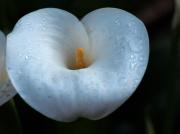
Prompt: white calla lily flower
<box><xmin>0</xmin><ymin>31</ymin><xmax>16</xmax><ymax>106</ymax></box>
<box><xmin>7</xmin><ymin>8</ymin><xmax>149</xmax><ymax>122</ymax></box>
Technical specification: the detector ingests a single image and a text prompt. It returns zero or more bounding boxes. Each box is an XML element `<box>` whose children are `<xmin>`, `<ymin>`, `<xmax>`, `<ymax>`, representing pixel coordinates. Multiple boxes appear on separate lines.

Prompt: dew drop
<box><xmin>114</xmin><ymin>17</ymin><xmax>121</xmax><ymax>26</ymax></box>
<box><xmin>132</xmin><ymin>79</ymin><xmax>139</xmax><ymax>89</ymax></box>
<box><xmin>17</xmin><ymin>70</ymin><xmax>22</xmax><ymax>75</ymax></box>
<box><xmin>130</xmin><ymin>63</ymin><xmax>135</xmax><ymax>69</ymax></box>
<box><xmin>130</xmin><ymin>55</ymin><xmax>134</xmax><ymax>59</ymax></box>
<box><xmin>128</xmin><ymin>23</ymin><xmax>132</xmax><ymax>27</ymax></box>
<box><xmin>25</xmin><ymin>56</ymin><xmax>29</xmax><ymax>60</ymax></box>
<box><xmin>42</xmin><ymin>17</ymin><xmax>46</xmax><ymax>22</ymax></box>
<box><xmin>25</xmin><ymin>22</ymin><xmax>33</xmax><ymax>31</ymax></box>
<box><xmin>139</xmin><ymin>56</ymin><xmax>144</xmax><ymax>62</ymax></box>
<box><xmin>130</xmin><ymin>62</ymin><xmax>138</xmax><ymax>71</ymax></box>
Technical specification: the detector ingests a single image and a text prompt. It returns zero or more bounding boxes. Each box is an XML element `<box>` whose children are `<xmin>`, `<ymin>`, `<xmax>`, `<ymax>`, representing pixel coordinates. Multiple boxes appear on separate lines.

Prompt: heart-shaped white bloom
<box><xmin>0</xmin><ymin>31</ymin><xmax>16</xmax><ymax>106</ymax></box>
<box><xmin>6</xmin><ymin>8</ymin><xmax>149</xmax><ymax>122</ymax></box>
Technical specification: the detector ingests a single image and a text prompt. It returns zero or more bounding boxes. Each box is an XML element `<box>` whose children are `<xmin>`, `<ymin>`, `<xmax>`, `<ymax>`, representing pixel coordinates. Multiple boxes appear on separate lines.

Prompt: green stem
<box><xmin>0</xmin><ymin>99</ymin><xmax>23</xmax><ymax>134</ymax></box>
<box><xmin>55</xmin><ymin>119</ymin><xmax>96</xmax><ymax>134</ymax></box>
<box><xmin>164</xmin><ymin>24</ymin><xmax>180</xmax><ymax>134</ymax></box>
<box><xmin>10</xmin><ymin>99</ymin><xmax>23</xmax><ymax>134</ymax></box>
<box><xmin>145</xmin><ymin>112</ymin><xmax>156</xmax><ymax>134</ymax></box>
<box><xmin>55</xmin><ymin>118</ymin><xmax>110</xmax><ymax>134</ymax></box>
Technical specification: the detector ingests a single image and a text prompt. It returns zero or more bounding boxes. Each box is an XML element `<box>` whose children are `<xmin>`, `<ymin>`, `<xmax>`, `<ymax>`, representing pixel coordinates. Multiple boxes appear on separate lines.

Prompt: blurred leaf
<box><xmin>172</xmin><ymin>0</ymin><xmax>180</xmax><ymax>28</ymax></box>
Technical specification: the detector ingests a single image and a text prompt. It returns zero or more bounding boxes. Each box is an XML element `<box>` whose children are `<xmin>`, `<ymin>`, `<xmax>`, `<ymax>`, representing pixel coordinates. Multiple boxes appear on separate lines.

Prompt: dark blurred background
<box><xmin>0</xmin><ymin>0</ymin><xmax>180</xmax><ymax>134</ymax></box>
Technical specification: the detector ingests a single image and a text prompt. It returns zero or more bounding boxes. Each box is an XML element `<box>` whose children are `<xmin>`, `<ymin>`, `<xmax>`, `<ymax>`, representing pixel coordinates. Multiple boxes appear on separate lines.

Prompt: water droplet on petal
<box><xmin>130</xmin><ymin>55</ymin><xmax>134</xmax><ymax>59</ymax></box>
<box><xmin>114</xmin><ymin>17</ymin><xmax>121</xmax><ymax>26</ymax></box>
<box><xmin>139</xmin><ymin>56</ymin><xmax>144</xmax><ymax>62</ymax></box>
<box><xmin>25</xmin><ymin>56</ymin><xmax>29</xmax><ymax>60</ymax></box>
<box><xmin>128</xmin><ymin>23</ymin><xmax>132</xmax><ymax>27</ymax></box>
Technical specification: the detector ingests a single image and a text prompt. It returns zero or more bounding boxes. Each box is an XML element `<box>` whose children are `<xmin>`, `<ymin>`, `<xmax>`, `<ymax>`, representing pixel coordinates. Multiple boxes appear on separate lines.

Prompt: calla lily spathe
<box><xmin>6</xmin><ymin>8</ymin><xmax>149</xmax><ymax>122</ymax></box>
<box><xmin>0</xmin><ymin>31</ymin><xmax>16</xmax><ymax>106</ymax></box>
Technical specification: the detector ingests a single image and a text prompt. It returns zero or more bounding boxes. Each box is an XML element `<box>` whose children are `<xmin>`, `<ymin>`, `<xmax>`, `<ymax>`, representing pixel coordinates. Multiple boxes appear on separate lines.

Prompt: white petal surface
<box><xmin>7</xmin><ymin>8</ymin><xmax>90</xmax><ymax>121</ymax></box>
<box><xmin>81</xmin><ymin>8</ymin><xmax>149</xmax><ymax>119</ymax></box>
<box><xmin>0</xmin><ymin>31</ymin><xmax>16</xmax><ymax>106</ymax></box>
<box><xmin>7</xmin><ymin>8</ymin><xmax>149</xmax><ymax>122</ymax></box>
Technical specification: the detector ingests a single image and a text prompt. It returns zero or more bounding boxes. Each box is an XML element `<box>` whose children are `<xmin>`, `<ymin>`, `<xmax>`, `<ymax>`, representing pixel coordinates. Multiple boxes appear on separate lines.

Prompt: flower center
<box><xmin>66</xmin><ymin>47</ymin><xmax>92</xmax><ymax>70</ymax></box>
<box><xmin>74</xmin><ymin>48</ymin><xmax>86</xmax><ymax>69</ymax></box>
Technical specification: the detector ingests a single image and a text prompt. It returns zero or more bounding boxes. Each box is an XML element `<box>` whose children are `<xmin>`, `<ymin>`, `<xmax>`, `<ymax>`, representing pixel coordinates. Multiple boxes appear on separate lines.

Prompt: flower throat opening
<box><xmin>66</xmin><ymin>47</ymin><xmax>93</xmax><ymax>70</ymax></box>
<box><xmin>75</xmin><ymin>48</ymin><xmax>86</xmax><ymax>69</ymax></box>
